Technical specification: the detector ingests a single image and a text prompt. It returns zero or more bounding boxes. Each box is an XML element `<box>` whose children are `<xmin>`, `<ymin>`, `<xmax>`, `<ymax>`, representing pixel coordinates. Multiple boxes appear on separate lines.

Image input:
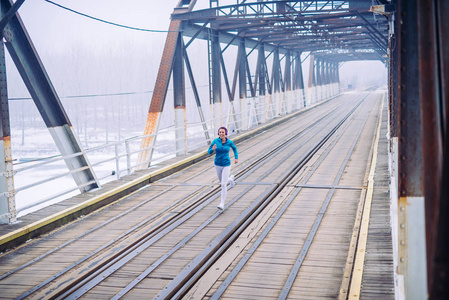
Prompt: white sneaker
<box><xmin>229</xmin><ymin>175</ymin><xmax>235</xmax><ymax>188</ymax></box>
<box><xmin>217</xmin><ymin>204</ymin><xmax>225</xmax><ymax>210</ymax></box>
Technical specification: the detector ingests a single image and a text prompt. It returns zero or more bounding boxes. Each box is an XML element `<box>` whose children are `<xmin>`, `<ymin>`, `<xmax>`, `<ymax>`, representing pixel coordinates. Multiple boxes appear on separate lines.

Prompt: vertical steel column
<box><xmin>284</xmin><ymin>52</ymin><xmax>291</xmax><ymax>92</ymax></box>
<box><xmin>0</xmin><ymin>41</ymin><xmax>15</xmax><ymax>223</ymax></box>
<box><xmin>333</xmin><ymin>61</ymin><xmax>337</xmax><ymax>94</ymax></box>
<box><xmin>323</xmin><ymin>59</ymin><xmax>329</xmax><ymax>99</ymax></box>
<box><xmin>321</xmin><ymin>59</ymin><xmax>326</xmax><ymax>98</ymax></box>
<box><xmin>295</xmin><ymin>52</ymin><xmax>306</xmax><ymax>107</ymax></box>
<box><xmin>330</xmin><ymin>61</ymin><xmax>336</xmax><ymax>96</ymax></box>
<box><xmin>307</xmin><ymin>55</ymin><xmax>315</xmax><ymax>105</ymax></box>
<box><xmin>284</xmin><ymin>51</ymin><xmax>292</xmax><ymax>113</ymax></box>
<box><xmin>417</xmin><ymin>0</ymin><xmax>444</xmax><ymax>297</ymax></box>
<box><xmin>326</xmin><ymin>60</ymin><xmax>332</xmax><ymax>98</ymax></box>
<box><xmin>257</xmin><ymin>44</ymin><xmax>267</xmax><ymax>122</ymax></box>
<box><xmin>397</xmin><ymin>0</ymin><xmax>427</xmax><ymax>298</ymax></box>
<box><xmin>238</xmin><ymin>40</ymin><xmax>246</xmax><ymax>103</ymax></box>
<box><xmin>238</xmin><ymin>39</ymin><xmax>247</xmax><ymax>128</ymax></box>
<box><xmin>173</xmin><ymin>34</ymin><xmax>186</xmax><ymax>156</ymax></box>
<box><xmin>316</xmin><ymin>58</ymin><xmax>323</xmax><ymax>101</ymax></box>
<box><xmin>293</xmin><ymin>53</ymin><xmax>299</xmax><ymax>94</ymax></box>
<box><xmin>211</xmin><ymin>30</ymin><xmax>222</xmax><ymax>131</ymax></box>
<box><xmin>1</xmin><ymin>0</ymin><xmax>99</xmax><ymax>193</ymax></box>
<box><xmin>433</xmin><ymin>0</ymin><xmax>449</xmax><ymax>297</ymax></box>
<box><xmin>321</xmin><ymin>59</ymin><xmax>327</xmax><ymax>99</ymax></box>
<box><xmin>272</xmin><ymin>48</ymin><xmax>281</xmax><ymax>116</ymax></box>
<box><xmin>257</xmin><ymin>44</ymin><xmax>266</xmax><ymax>98</ymax></box>
<box><xmin>336</xmin><ymin>61</ymin><xmax>340</xmax><ymax>93</ymax></box>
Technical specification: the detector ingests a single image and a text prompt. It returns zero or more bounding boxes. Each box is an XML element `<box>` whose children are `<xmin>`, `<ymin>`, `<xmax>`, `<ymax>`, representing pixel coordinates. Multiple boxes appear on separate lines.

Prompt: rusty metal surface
<box><xmin>397</xmin><ymin>0</ymin><xmax>422</xmax><ymax>199</ymax></box>
<box><xmin>417</xmin><ymin>0</ymin><xmax>443</xmax><ymax>296</ymax></box>
<box><xmin>395</xmin><ymin>0</ymin><xmax>449</xmax><ymax>297</ymax></box>
<box><xmin>138</xmin><ymin>20</ymin><xmax>182</xmax><ymax>166</ymax></box>
<box><xmin>0</xmin><ymin>38</ymin><xmax>15</xmax><ymax>223</ymax></box>
<box><xmin>429</xmin><ymin>0</ymin><xmax>449</xmax><ymax>298</ymax></box>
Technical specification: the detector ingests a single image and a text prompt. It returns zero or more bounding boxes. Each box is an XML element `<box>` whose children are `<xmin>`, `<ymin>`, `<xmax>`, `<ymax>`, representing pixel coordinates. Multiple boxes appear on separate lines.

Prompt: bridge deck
<box><xmin>0</xmin><ymin>91</ymin><xmax>394</xmax><ymax>299</ymax></box>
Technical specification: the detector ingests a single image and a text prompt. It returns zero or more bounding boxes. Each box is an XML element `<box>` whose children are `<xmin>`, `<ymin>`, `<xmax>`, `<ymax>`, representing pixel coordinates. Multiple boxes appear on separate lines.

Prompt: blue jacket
<box><xmin>208</xmin><ymin>137</ymin><xmax>238</xmax><ymax>167</ymax></box>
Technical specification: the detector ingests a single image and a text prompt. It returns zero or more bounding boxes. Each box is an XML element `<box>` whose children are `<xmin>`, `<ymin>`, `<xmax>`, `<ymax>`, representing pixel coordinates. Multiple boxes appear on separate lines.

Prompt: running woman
<box><xmin>208</xmin><ymin>126</ymin><xmax>238</xmax><ymax>210</ymax></box>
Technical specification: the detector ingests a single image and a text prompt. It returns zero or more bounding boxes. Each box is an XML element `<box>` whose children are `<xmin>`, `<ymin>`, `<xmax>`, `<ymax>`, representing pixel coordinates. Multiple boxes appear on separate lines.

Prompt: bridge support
<box><xmin>0</xmin><ymin>0</ymin><xmax>99</xmax><ymax>214</ymax></box>
<box><xmin>272</xmin><ymin>49</ymin><xmax>281</xmax><ymax>117</ymax></box>
<box><xmin>257</xmin><ymin>43</ymin><xmax>269</xmax><ymax>122</ymax></box>
<box><xmin>173</xmin><ymin>33</ymin><xmax>186</xmax><ymax>156</ymax></box>
<box><xmin>210</xmin><ymin>30</ymin><xmax>222</xmax><ymax>134</ymax></box>
<box><xmin>316</xmin><ymin>58</ymin><xmax>324</xmax><ymax>101</ymax></box>
<box><xmin>307</xmin><ymin>55</ymin><xmax>315</xmax><ymax>105</ymax></box>
<box><xmin>393</xmin><ymin>0</ymin><xmax>449</xmax><ymax>297</ymax></box>
<box><xmin>0</xmin><ymin>41</ymin><xmax>15</xmax><ymax>224</ymax></box>
<box><xmin>237</xmin><ymin>40</ymin><xmax>247</xmax><ymax>130</ymax></box>
<box><xmin>293</xmin><ymin>52</ymin><xmax>306</xmax><ymax>108</ymax></box>
<box><xmin>284</xmin><ymin>51</ymin><xmax>292</xmax><ymax>114</ymax></box>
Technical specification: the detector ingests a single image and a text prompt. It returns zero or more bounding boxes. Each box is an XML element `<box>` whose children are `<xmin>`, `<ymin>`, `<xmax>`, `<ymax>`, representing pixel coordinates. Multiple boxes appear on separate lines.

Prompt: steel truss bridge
<box><xmin>0</xmin><ymin>0</ymin><xmax>448</xmax><ymax>298</ymax></box>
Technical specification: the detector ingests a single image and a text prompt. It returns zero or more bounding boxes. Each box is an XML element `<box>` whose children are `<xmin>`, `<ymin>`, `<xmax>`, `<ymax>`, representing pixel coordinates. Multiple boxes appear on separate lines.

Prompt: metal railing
<box><xmin>10</xmin><ymin>88</ymin><xmax>335</xmax><ymax>217</ymax></box>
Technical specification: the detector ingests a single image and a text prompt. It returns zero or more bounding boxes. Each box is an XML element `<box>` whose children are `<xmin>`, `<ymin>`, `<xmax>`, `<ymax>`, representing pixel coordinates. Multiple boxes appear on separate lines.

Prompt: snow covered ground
<box><xmin>12</xmin><ymin>122</ymin><xmax>211</xmax><ymax>217</ymax></box>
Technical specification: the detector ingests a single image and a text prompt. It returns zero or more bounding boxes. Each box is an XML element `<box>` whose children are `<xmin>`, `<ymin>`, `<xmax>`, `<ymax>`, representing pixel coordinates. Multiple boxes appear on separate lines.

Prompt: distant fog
<box><xmin>7</xmin><ymin>1</ymin><xmax>387</xmax><ymax>157</ymax></box>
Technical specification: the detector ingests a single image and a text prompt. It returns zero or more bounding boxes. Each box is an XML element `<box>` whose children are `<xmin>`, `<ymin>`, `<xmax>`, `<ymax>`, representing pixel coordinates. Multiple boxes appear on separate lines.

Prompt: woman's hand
<box><xmin>212</xmin><ymin>144</ymin><xmax>217</xmax><ymax>151</ymax></box>
<box><xmin>234</xmin><ymin>159</ymin><xmax>239</xmax><ymax>164</ymax></box>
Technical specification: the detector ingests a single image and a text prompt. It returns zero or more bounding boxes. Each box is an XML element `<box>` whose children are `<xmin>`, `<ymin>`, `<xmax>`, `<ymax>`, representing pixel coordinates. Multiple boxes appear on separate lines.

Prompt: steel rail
<box><xmin>49</xmin><ymin>97</ymin><xmax>351</xmax><ymax>300</ymax></box>
<box><xmin>3</xmin><ymin>94</ymin><xmax>343</xmax><ymax>280</ymax></box>
<box><xmin>106</xmin><ymin>100</ymin><xmax>353</xmax><ymax>299</ymax></box>
<box><xmin>14</xmin><ymin>97</ymin><xmax>351</xmax><ymax>299</ymax></box>
<box><xmin>13</xmin><ymin>185</ymin><xmax>213</xmax><ymax>300</ymax></box>
<box><xmin>278</xmin><ymin>94</ymin><xmax>372</xmax><ymax>299</ymax></box>
<box><xmin>1</xmin><ymin>185</ymin><xmax>182</xmax><ymax>280</ymax></box>
<box><xmin>154</xmin><ymin>94</ymin><xmax>369</xmax><ymax>300</ymax></box>
<box><xmin>211</xmin><ymin>89</ymin><xmax>372</xmax><ymax>300</ymax></box>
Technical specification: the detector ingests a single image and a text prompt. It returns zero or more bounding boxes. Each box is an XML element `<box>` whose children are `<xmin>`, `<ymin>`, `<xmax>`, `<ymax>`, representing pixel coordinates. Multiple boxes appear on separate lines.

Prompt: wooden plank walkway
<box><xmin>0</xmin><ymin>91</ymin><xmax>395</xmax><ymax>299</ymax></box>
<box><xmin>360</xmin><ymin>96</ymin><xmax>395</xmax><ymax>299</ymax></box>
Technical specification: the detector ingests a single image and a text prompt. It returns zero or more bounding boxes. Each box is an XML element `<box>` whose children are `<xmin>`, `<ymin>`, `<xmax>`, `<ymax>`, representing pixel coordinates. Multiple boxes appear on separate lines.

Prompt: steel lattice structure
<box><xmin>2</xmin><ymin>1</ymin><xmax>449</xmax><ymax>298</ymax></box>
<box><xmin>137</xmin><ymin>0</ymin><xmax>389</xmax><ymax>166</ymax></box>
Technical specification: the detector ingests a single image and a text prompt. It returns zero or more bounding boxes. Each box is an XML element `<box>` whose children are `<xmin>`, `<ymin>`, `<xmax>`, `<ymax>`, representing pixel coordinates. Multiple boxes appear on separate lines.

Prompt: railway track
<box><xmin>0</xmin><ymin>91</ymin><xmax>384</xmax><ymax>299</ymax></box>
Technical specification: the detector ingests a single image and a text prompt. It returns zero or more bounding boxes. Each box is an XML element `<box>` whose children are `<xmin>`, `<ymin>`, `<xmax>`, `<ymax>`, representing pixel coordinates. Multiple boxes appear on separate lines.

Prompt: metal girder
<box><xmin>0</xmin><ymin>0</ymin><xmax>24</xmax><ymax>31</ymax></box>
<box><xmin>178</xmin><ymin>1</ymin><xmax>351</xmax><ymax>20</ymax></box>
<box><xmin>238</xmin><ymin>40</ymin><xmax>247</xmax><ymax>99</ymax></box>
<box><xmin>138</xmin><ymin>19</ymin><xmax>183</xmax><ymax>166</ymax></box>
<box><xmin>272</xmin><ymin>49</ymin><xmax>280</xmax><ymax>94</ymax></box>
<box><xmin>1</xmin><ymin>0</ymin><xmax>99</xmax><ymax>198</ymax></box>
<box><xmin>257</xmin><ymin>43</ymin><xmax>266</xmax><ymax>96</ymax></box>
<box><xmin>396</xmin><ymin>0</ymin><xmax>431</xmax><ymax>298</ymax></box>
<box><xmin>173</xmin><ymin>33</ymin><xmax>186</xmax><ymax>157</ymax></box>
<box><xmin>420</xmin><ymin>0</ymin><xmax>449</xmax><ymax>298</ymax></box>
<box><xmin>284</xmin><ymin>51</ymin><xmax>291</xmax><ymax>91</ymax></box>
<box><xmin>0</xmin><ymin>40</ymin><xmax>15</xmax><ymax>224</ymax></box>
<box><xmin>183</xmin><ymin>41</ymin><xmax>211</xmax><ymax>144</ymax></box>
<box><xmin>173</xmin><ymin>1</ymin><xmax>388</xmax><ymax>61</ymax></box>
<box><xmin>181</xmin><ymin>23</ymin><xmax>287</xmax><ymax>54</ymax></box>
<box><xmin>434</xmin><ymin>12</ymin><xmax>449</xmax><ymax>296</ymax></box>
<box><xmin>138</xmin><ymin>0</ymin><xmax>198</xmax><ymax>167</ymax></box>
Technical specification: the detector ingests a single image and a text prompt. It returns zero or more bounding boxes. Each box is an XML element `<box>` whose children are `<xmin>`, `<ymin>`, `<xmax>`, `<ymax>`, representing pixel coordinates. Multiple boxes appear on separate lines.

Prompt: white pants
<box><xmin>215</xmin><ymin>165</ymin><xmax>231</xmax><ymax>206</ymax></box>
